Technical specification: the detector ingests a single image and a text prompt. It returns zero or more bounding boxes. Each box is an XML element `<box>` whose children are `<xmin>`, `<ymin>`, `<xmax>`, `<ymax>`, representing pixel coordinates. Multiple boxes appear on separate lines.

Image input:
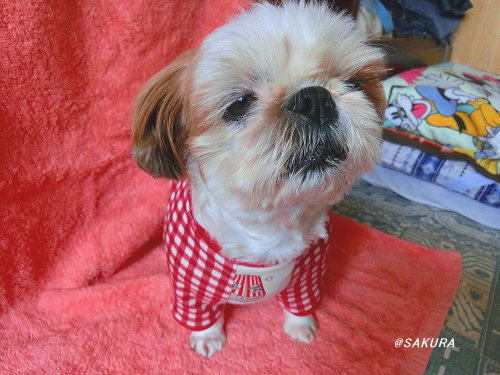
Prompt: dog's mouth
<box><xmin>281</xmin><ymin>95</ymin><xmax>348</xmax><ymax>177</ymax></box>
<box><xmin>284</xmin><ymin>141</ymin><xmax>347</xmax><ymax>176</ymax></box>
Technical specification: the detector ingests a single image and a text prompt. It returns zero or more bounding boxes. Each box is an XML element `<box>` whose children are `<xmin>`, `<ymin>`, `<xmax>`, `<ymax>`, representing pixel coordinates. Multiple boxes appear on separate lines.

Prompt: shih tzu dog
<box><xmin>132</xmin><ymin>1</ymin><xmax>386</xmax><ymax>358</ymax></box>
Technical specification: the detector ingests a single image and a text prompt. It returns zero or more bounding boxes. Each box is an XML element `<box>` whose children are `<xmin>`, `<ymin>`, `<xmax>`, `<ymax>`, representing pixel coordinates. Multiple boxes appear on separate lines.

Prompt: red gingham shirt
<box><xmin>163</xmin><ymin>179</ymin><xmax>331</xmax><ymax>331</ymax></box>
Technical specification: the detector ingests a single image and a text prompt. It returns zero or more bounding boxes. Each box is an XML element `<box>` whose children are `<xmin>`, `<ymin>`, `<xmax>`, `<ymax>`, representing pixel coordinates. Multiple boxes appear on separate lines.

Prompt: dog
<box><xmin>132</xmin><ymin>1</ymin><xmax>386</xmax><ymax>358</ymax></box>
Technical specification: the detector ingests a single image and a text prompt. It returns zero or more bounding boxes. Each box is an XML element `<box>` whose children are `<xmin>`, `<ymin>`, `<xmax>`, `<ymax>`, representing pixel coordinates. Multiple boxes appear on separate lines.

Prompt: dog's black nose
<box><xmin>285</xmin><ymin>86</ymin><xmax>338</xmax><ymax>125</ymax></box>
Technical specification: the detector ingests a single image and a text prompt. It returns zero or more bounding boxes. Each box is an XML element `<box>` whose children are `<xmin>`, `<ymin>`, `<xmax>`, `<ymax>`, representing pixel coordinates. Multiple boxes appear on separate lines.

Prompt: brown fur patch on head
<box><xmin>353</xmin><ymin>60</ymin><xmax>388</xmax><ymax>118</ymax></box>
<box><xmin>132</xmin><ymin>49</ymin><xmax>197</xmax><ymax>179</ymax></box>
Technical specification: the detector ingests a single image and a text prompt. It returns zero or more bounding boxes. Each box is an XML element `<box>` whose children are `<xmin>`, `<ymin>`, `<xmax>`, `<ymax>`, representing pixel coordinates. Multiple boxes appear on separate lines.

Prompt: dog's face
<box><xmin>133</xmin><ymin>2</ymin><xmax>386</xmax><ymax>206</ymax></box>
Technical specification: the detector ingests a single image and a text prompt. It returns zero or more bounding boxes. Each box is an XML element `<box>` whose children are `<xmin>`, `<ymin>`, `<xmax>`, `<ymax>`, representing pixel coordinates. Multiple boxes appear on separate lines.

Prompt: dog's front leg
<box><xmin>189</xmin><ymin>313</ymin><xmax>226</xmax><ymax>358</ymax></box>
<box><xmin>283</xmin><ymin>310</ymin><xmax>318</xmax><ymax>344</ymax></box>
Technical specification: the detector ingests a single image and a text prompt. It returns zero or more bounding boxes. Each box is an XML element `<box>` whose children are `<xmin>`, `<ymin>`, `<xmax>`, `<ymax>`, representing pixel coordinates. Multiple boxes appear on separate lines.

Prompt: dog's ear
<box><xmin>354</xmin><ymin>60</ymin><xmax>389</xmax><ymax>118</ymax></box>
<box><xmin>132</xmin><ymin>49</ymin><xmax>196</xmax><ymax>179</ymax></box>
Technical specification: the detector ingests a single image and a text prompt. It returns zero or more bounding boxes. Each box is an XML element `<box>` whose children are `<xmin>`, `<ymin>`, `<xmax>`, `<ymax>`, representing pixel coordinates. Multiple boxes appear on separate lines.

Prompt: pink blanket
<box><xmin>0</xmin><ymin>1</ymin><xmax>461</xmax><ymax>373</ymax></box>
<box><xmin>1</xmin><ymin>215</ymin><xmax>460</xmax><ymax>374</ymax></box>
<box><xmin>0</xmin><ymin>0</ymin><xmax>251</xmax><ymax>306</ymax></box>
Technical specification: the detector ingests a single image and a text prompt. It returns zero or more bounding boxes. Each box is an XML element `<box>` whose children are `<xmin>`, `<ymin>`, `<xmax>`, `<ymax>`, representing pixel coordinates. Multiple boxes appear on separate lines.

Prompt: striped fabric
<box><xmin>232</xmin><ymin>274</ymin><xmax>265</xmax><ymax>298</ymax></box>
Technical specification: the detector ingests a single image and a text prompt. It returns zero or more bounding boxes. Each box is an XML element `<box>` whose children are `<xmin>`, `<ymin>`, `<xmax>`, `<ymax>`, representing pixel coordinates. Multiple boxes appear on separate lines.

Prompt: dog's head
<box><xmin>133</xmin><ymin>1</ymin><xmax>386</xmax><ymax>205</ymax></box>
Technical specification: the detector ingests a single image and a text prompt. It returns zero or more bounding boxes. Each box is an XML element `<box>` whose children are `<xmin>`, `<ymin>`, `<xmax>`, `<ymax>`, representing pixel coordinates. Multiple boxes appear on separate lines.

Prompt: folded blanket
<box><xmin>378</xmin><ymin>141</ymin><xmax>499</xmax><ymax>208</ymax></box>
<box><xmin>383</xmin><ymin>64</ymin><xmax>500</xmax><ymax>180</ymax></box>
<box><xmin>363</xmin><ymin>164</ymin><xmax>500</xmax><ymax>228</ymax></box>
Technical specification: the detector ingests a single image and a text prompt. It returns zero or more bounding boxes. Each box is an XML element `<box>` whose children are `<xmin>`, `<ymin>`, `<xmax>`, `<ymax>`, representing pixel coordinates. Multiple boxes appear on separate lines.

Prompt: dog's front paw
<box><xmin>189</xmin><ymin>317</ymin><xmax>226</xmax><ymax>358</ymax></box>
<box><xmin>283</xmin><ymin>311</ymin><xmax>318</xmax><ymax>344</ymax></box>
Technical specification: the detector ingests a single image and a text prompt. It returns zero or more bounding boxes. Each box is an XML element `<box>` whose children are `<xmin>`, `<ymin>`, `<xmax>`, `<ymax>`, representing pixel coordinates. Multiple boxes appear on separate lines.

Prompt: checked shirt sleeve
<box><xmin>276</xmin><ymin>238</ymin><xmax>328</xmax><ymax>316</ymax></box>
<box><xmin>163</xmin><ymin>180</ymin><xmax>236</xmax><ymax>331</ymax></box>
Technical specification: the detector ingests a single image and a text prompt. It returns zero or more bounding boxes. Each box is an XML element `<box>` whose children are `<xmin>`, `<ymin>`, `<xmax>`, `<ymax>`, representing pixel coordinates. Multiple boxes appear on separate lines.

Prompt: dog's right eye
<box><xmin>224</xmin><ymin>94</ymin><xmax>256</xmax><ymax>121</ymax></box>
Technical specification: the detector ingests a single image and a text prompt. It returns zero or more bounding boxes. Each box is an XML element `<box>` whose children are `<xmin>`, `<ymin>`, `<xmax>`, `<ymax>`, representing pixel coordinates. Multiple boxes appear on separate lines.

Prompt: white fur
<box><xmin>188</xmin><ymin>1</ymin><xmax>384</xmax><ymax>264</ymax></box>
<box><xmin>283</xmin><ymin>311</ymin><xmax>318</xmax><ymax>344</ymax></box>
<box><xmin>189</xmin><ymin>159</ymin><xmax>329</xmax><ymax>264</ymax></box>
<box><xmin>189</xmin><ymin>315</ymin><xmax>226</xmax><ymax>358</ymax></box>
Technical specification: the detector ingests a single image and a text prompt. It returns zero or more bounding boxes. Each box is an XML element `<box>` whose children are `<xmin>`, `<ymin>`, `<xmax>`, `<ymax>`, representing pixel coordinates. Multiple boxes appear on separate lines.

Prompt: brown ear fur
<box><xmin>354</xmin><ymin>60</ymin><xmax>389</xmax><ymax>118</ymax></box>
<box><xmin>132</xmin><ymin>49</ymin><xmax>196</xmax><ymax>179</ymax></box>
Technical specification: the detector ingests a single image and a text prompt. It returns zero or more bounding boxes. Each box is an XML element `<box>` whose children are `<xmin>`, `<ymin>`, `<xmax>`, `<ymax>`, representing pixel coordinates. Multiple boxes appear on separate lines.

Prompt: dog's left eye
<box><xmin>346</xmin><ymin>79</ymin><xmax>362</xmax><ymax>91</ymax></box>
<box><xmin>224</xmin><ymin>94</ymin><xmax>256</xmax><ymax>121</ymax></box>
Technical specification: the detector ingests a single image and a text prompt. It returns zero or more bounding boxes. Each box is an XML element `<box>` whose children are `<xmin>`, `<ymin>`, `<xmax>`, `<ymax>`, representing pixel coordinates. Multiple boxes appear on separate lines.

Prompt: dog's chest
<box><xmin>192</xmin><ymin>187</ymin><xmax>328</xmax><ymax>265</ymax></box>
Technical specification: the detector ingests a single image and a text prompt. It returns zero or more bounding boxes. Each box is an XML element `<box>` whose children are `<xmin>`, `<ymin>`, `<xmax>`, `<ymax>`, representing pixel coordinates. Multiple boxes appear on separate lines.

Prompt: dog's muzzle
<box><xmin>284</xmin><ymin>86</ymin><xmax>347</xmax><ymax>175</ymax></box>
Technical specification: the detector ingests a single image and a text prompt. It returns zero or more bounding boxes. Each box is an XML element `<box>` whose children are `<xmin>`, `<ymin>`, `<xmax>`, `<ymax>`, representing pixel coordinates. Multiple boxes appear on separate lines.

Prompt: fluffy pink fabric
<box><xmin>0</xmin><ymin>215</ymin><xmax>460</xmax><ymax>374</ymax></box>
<box><xmin>0</xmin><ymin>2</ymin><xmax>461</xmax><ymax>373</ymax></box>
<box><xmin>0</xmin><ymin>0</ymin><xmax>251</xmax><ymax>304</ymax></box>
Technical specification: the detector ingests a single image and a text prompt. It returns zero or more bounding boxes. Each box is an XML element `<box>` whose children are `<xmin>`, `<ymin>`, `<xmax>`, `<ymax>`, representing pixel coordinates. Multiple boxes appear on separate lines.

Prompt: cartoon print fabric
<box><xmin>383</xmin><ymin>64</ymin><xmax>500</xmax><ymax>179</ymax></box>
